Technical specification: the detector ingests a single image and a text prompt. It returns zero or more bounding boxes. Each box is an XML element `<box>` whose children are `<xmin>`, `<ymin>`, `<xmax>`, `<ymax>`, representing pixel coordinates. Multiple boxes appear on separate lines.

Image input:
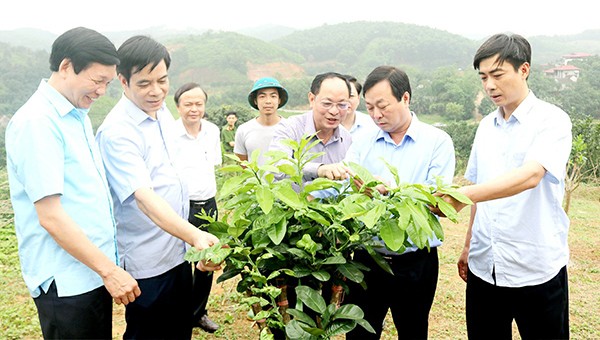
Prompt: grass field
<box><xmin>0</xmin><ymin>169</ymin><xmax>598</xmax><ymax>339</ymax></box>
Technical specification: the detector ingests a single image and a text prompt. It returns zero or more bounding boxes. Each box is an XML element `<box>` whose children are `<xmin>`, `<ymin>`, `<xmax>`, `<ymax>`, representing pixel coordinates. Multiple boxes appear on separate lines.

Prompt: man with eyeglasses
<box><xmin>269</xmin><ymin>72</ymin><xmax>353</xmax><ymax>183</ymax></box>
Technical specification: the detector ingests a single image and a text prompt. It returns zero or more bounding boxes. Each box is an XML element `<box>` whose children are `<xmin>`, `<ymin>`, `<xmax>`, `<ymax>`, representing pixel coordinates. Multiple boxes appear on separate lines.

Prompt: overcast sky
<box><xmin>1</xmin><ymin>0</ymin><xmax>598</xmax><ymax>39</ymax></box>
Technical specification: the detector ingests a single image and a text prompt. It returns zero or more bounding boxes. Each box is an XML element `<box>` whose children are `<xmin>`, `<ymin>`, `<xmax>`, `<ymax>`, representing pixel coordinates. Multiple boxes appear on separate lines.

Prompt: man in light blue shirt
<box><xmin>342</xmin><ymin>66</ymin><xmax>455</xmax><ymax>339</ymax></box>
<box><xmin>96</xmin><ymin>35</ymin><xmax>220</xmax><ymax>339</ymax></box>
<box><xmin>439</xmin><ymin>33</ymin><xmax>571</xmax><ymax>339</ymax></box>
<box><xmin>5</xmin><ymin>27</ymin><xmax>140</xmax><ymax>339</ymax></box>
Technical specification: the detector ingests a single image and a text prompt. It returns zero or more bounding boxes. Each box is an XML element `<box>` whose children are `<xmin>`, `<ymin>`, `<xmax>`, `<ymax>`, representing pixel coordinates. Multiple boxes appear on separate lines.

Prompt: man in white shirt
<box><xmin>234</xmin><ymin>77</ymin><xmax>288</xmax><ymax>165</ymax></box>
<box><xmin>172</xmin><ymin>82</ymin><xmax>222</xmax><ymax>333</ymax></box>
<box><xmin>438</xmin><ymin>33</ymin><xmax>571</xmax><ymax>339</ymax></box>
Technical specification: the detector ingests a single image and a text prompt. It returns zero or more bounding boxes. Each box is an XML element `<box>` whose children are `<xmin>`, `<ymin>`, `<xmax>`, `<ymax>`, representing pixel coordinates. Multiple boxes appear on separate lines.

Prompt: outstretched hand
<box><xmin>430</xmin><ymin>190</ymin><xmax>469</xmax><ymax>217</ymax></box>
<box><xmin>317</xmin><ymin>163</ymin><xmax>350</xmax><ymax>180</ymax></box>
<box><xmin>192</xmin><ymin>230</ymin><xmax>224</xmax><ymax>272</ymax></box>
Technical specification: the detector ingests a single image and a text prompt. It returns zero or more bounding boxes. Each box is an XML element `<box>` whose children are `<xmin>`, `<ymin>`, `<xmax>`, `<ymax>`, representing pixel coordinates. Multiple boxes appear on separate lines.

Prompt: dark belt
<box><xmin>380</xmin><ymin>247</ymin><xmax>436</xmax><ymax>261</ymax></box>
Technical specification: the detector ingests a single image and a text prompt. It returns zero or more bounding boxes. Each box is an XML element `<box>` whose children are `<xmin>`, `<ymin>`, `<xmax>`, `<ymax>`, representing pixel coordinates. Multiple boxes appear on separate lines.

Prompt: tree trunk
<box><xmin>248</xmin><ymin>290</ymin><xmax>268</xmax><ymax>331</ymax></box>
<box><xmin>276</xmin><ymin>281</ymin><xmax>291</xmax><ymax>325</ymax></box>
<box><xmin>330</xmin><ymin>284</ymin><xmax>344</xmax><ymax>308</ymax></box>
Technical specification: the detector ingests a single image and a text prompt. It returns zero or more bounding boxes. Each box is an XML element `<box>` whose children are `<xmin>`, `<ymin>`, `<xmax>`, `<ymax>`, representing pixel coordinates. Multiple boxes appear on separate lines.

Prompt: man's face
<box><xmin>348</xmin><ymin>82</ymin><xmax>360</xmax><ymax>114</ymax></box>
<box><xmin>226</xmin><ymin>114</ymin><xmax>238</xmax><ymax>126</ymax></box>
<box><xmin>364</xmin><ymin>80</ymin><xmax>411</xmax><ymax>135</ymax></box>
<box><xmin>478</xmin><ymin>54</ymin><xmax>529</xmax><ymax>115</ymax></box>
<box><xmin>120</xmin><ymin>60</ymin><xmax>169</xmax><ymax>116</ymax></box>
<box><xmin>255</xmin><ymin>88</ymin><xmax>280</xmax><ymax>116</ymax></box>
<box><xmin>309</xmin><ymin>77</ymin><xmax>350</xmax><ymax>134</ymax></box>
<box><xmin>63</xmin><ymin>61</ymin><xmax>116</xmax><ymax>109</ymax></box>
<box><xmin>176</xmin><ymin>87</ymin><xmax>206</xmax><ymax>125</ymax></box>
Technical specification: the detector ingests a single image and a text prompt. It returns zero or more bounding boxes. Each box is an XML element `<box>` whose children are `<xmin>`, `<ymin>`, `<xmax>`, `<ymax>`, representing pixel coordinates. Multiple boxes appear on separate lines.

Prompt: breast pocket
<box><xmin>511</xmin><ymin>151</ymin><xmax>527</xmax><ymax>168</ymax></box>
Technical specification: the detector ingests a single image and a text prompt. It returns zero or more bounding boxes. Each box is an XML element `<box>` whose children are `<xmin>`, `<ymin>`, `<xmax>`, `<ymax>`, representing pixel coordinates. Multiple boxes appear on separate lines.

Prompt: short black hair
<box><xmin>117</xmin><ymin>35</ymin><xmax>171</xmax><ymax>83</ymax></box>
<box><xmin>363</xmin><ymin>66</ymin><xmax>411</xmax><ymax>102</ymax></box>
<box><xmin>49</xmin><ymin>27</ymin><xmax>119</xmax><ymax>74</ymax></box>
<box><xmin>310</xmin><ymin>72</ymin><xmax>351</xmax><ymax>97</ymax></box>
<box><xmin>473</xmin><ymin>33</ymin><xmax>531</xmax><ymax>73</ymax></box>
<box><xmin>226</xmin><ymin>111</ymin><xmax>237</xmax><ymax>117</ymax></box>
<box><xmin>343</xmin><ymin>74</ymin><xmax>362</xmax><ymax>96</ymax></box>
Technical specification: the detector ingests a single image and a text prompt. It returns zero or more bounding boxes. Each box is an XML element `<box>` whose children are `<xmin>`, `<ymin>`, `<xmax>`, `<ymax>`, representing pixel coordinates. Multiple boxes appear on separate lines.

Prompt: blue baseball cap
<box><xmin>248</xmin><ymin>77</ymin><xmax>288</xmax><ymax>110</ymax></box>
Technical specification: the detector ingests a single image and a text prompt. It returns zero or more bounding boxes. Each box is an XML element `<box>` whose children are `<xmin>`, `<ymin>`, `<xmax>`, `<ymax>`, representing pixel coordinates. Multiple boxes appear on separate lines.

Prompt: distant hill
<box><xmin>272</xmin><ymin>21</ymin><xmax>476</xmax><ymax>75</ymax></box>
<box><xmin>529</xmin><ymin>29</ymin><xmax>600</xmax><ymax>63</ymax></box>
<box><xmin>0</xmin><ymin>28</ymin><xmax>56</xmax><ymax>52</ymax></box>
<box><xmin>1</xmin><ymin>22</ymin><xmax>600</xmax><ymax>116</ymax></box>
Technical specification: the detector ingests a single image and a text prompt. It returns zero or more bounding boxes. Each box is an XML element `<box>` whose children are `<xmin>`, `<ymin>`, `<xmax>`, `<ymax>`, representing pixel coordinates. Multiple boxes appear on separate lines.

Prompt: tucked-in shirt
<box><xmin>269</xmin><ymin>111</ymin><xmax>352</xmax><ymax>183</ymax></box>
<box><xmin>465</xmin><ymin>91</ymin><xmax>572</xmax><ymax>287</ymax></box>
<box><xmin>173</xmin><ymin>118</ymin><xmax>222</xmax><ymax>201</ymax></box>
<box><xmin>346</xmin><ymin>110</ymin><xmax>378</xmax><ymax>138</ymax></box>
<box><xmin>345</xmin><ymin>113</ymin><xmax>455</xmax><ymax>254</ymax></box>
<box><xmin>6</xmin><ymin>80</ymin><xmax>117</xmax><ymax>298</ymax></box>
<box><xmin>234</xmin><ymin>117</ymin><xmax>285</xmax><ymax>165</ymax></box>
<box><xmin>95</xmin><ymin>95</ymin><xmax>188</xmax><ymax>279</ymax></box>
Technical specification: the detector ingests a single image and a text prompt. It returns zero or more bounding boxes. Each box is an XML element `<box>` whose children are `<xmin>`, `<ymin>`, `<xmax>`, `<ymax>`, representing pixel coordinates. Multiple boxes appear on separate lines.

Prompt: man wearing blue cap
<box><xmin>234</xmin><ymin>77</ymin><xmax>288</xmax><ymax>165</ymax></box>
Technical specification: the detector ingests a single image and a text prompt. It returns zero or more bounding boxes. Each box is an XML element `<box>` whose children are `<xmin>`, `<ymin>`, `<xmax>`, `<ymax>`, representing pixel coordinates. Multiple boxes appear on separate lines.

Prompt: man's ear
<box><xmin>57</xmin><ymin>58</ymin><xmax>73</xmax><ymax>78</ymax></box>
<box><xmin>118</xmin><ymin>74</ymin><xmax>128</xmax><ymax>88</ymax></box>
<box><xmin>520</xmin><ymin>62</ymin><xmax>531</xmax><ymax>79</ymax></box>
<box><xmin>308</xmin><ymin>92</ymin><xmax>315</xmax><ymax>109</ymax></box>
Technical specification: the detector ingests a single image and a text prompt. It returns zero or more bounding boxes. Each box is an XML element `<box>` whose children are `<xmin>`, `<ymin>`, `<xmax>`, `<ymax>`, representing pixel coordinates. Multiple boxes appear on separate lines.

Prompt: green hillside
<box><xmin>1</xmin><ymin>22</ymin><xmax>600</xmax><ymax>118</ymax></box>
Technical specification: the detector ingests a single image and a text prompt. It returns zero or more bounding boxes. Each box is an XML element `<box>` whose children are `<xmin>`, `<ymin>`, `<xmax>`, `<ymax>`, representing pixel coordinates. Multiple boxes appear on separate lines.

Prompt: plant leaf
<box><xmin>357</xmin><ymin>200</ymin><xmax>386</xmax><ymax>229</ymax></box>
<box><xmin>324</xmin><ymin>320</ymin><xmax>356</xmax><ymax>338</ymax></box>
<box><xmin>356</xmin><ymin>318</ymin><xmax>376</xmax><ymax>334</ymax></box>
<box><xmin>332</xmin><ymin>304</ymin><xmax>364</xmax><ymax>320</ymax></box>
<box><xmin>266</xmin><ymin>216</ymin><xmax>286</xmax><ymax>245</ymax></box>
<box><xmin>286</xmin><ymin>309</ymin><xmax>316</xmax><ymax>327</ymax></box>
<box><xmin>319</xmin><ymin>255</ymin><xmax>347</xmax><ymax>265</ymax></box>
<box><xmin>295</xmin><ymin>286</ymin><xmax>327</xmax><ymax>314</ymax></box>
<box><xmin>379</xmin><ymin>219</ymin><xmax>405</xmax><ymax>252</ymax></box>
<box><xmin>255</xmin><ymin>185</ymin><xmax>274</xmax><ymax>214</ymax></box>
<box><xmin>311</xmin><ymin>270</ymin><xmax>330</xmax><ymax>281</ymax></box>
<box><xmin>273</xmin><ymin>183</ymin><xmax>305</xmax><ymax>210</ymax></box>
<box><xmin>337</xmin><ymin>263</ymin><xmax>364</xmax><ymax>283</ymax></box>
<box><xmin>285</xmin><ymin>320</ymin><xmax>320</xmax><ymax>340</ymax></box>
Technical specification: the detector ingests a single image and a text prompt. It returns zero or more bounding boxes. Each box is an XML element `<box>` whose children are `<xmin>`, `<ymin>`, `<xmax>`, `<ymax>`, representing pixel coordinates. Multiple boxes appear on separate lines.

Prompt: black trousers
<box><xmin>124</xmin><ymin>262</ymin><xmax>193</xmax><ymax>339</ymax></box>
<box><xmin>33</xmin><ymin>280</ymin><xmax>112</xmax><ymax>339</ymax></box>
<box><xmin>345</xmin><ymin>248</ymin><xmax>439</xmax><ymax>340</ymax></box>
<box><xmin>188</xmin><ymin>197</ymin><xmax>218</xmax><ymax>323</ymax></box>
<box><xmin>466</xmin><ymin>266</ymin><xmax>569</xmax><ymax>340</ymax></box>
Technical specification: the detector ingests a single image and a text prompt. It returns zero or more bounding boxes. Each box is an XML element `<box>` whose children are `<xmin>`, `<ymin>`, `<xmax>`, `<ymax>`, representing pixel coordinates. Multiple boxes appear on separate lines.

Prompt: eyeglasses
<box><xmin>318</xmin><ymin>100</ymin><xmax>350</xmax><ymax>111</ymax></box>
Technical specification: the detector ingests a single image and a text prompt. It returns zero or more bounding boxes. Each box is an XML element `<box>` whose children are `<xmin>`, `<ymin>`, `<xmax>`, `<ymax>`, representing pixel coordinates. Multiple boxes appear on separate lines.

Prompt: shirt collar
<box><xmin>305</xmin><ymin>110</ymin><xmax>343</xmax><ymax>144</ymax></box>
<box><xmin>175</xmin><ymin>118</ymin><xmax>206</xmax><ymax>139</ymax></box>
<box><xmin>494</xmin><ymin>90</ymin><xmax>536</xmax><ymax>126</ymax></box>
<box><xmin>120</xmin><ymin>94</ymin><xmax>169</xmax><ymax>126</ymax></box>
<box><xmin>39</xmin><ymin>79</ymin><xmax>89</xmax><ymax>119</ymax></box>
<box><xmin>375</xmin><ymin>112</ymin><xmax>419</xmax><ymax>145</ymax></box>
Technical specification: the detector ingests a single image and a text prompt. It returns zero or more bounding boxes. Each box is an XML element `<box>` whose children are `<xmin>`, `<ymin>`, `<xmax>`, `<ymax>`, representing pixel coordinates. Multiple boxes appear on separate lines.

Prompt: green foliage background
<box><xmin>2</xmin><ymin>23</ymin><xmax>600</xmax><ymax>178</ymax></box>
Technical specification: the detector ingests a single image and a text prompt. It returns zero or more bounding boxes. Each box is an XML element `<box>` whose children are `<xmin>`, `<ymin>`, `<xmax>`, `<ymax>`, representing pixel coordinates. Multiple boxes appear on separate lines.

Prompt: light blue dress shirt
<box><xmin>6</xmin><ymin>80</ymin><xmax>117</xmax><ymax>297</ymax></box>
<box><xmin>345</xmin><ymin>113</ymin><xmax>455</xmax><ymax>254</ymax></box>
<box><xmin>465</xmin><ymin>91</ymin><xmax>572</xmax><ymax>287</ymax></box>
<box><xmin>346</xmin><ymin>110</ymin><xmax>378</xmax><ymax>138</ymax></box>
<box><xmin>95</xmin><ymin>95</ymin><xmax>188</xmax><ymax>279</ymax></box>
